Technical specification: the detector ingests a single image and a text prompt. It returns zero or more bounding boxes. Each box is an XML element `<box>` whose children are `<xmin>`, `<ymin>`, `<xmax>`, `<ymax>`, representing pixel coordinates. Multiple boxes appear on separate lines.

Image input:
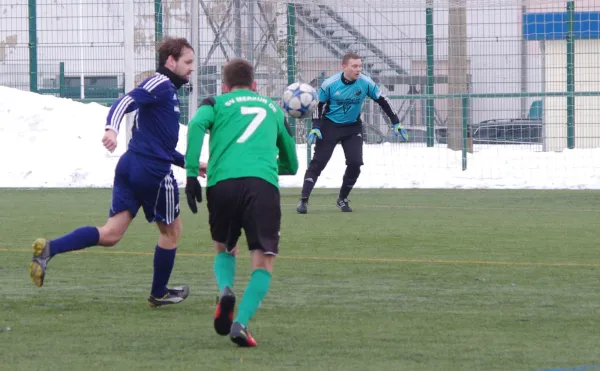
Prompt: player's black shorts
<box><xmin>320</xmin><ymin>117</ymin><xmax>363</xmax><ymax>143</ymax></box>
<box><xmin>206</xmin><ymin>177</ymin><xmax>281</xmax><ymax>255</ymax></box>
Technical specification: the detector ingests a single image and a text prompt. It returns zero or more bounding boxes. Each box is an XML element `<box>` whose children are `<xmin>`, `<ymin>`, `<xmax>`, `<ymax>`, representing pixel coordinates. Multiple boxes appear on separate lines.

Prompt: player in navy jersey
<box><xmin>29</xmin><ymin>37</ymin><xmax>202</xmax><ymax>308</ymax></box>
<box><xmin>296</xmin><ymin>52</ymin><xmax>408</xmax><ymax>214</ymax></box>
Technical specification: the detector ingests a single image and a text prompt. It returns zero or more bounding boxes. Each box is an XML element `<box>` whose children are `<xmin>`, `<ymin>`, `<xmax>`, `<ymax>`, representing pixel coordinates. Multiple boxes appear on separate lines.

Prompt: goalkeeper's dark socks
<box><xmin>338</xmin><ymin>184</ymin><xmax>354</xmax><ymax>200</ymax></box>
<box><xmin>150</xmin><ymin>245</ymin><xmax>177</xmax><ymax>298</ymax></box>
<box><xmin>49</xmin><ymin>226</ymin><xmax>100</xmax><ymax>257</ymax></box>
<box><xmin>214</xmin><ymin>251</ymin><xmax>236</xmax><ymax>293</ymax></box>
<box><xmin>234</xmin><ymin>269</ymin><xmax>272</xmax><ymax>326</ymax></box>
<box><xmin>301</xmin><ymin>176</ymin><xmax>317</xmax><ymax>199</ymax></box>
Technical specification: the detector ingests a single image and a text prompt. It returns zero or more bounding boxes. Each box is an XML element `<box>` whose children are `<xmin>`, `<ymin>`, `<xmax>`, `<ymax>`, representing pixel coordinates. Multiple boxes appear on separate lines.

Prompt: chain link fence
<box><xmin>1</xmin><ymin>0</ymin><xmax>599</xmax><ymax>159</ymax></box>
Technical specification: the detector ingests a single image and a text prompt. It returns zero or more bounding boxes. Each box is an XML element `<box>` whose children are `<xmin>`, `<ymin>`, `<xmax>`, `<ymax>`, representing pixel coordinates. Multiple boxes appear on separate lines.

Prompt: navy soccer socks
<box><xmin>150</xmin><ymin>245</ymin><xmax>177</xmax><ymax>298</ymax></box>
<box><xmin>49</xmin><ymin>226</ymin><xmax>100</xmax><ymax>257</ymax></box>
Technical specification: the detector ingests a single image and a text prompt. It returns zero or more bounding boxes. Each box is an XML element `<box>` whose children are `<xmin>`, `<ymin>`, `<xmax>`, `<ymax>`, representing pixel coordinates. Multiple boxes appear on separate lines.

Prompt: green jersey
<box><xmin>185</xmin><ymin>89</ymin><xmax>299</xmax><ymax>188</ymax></box>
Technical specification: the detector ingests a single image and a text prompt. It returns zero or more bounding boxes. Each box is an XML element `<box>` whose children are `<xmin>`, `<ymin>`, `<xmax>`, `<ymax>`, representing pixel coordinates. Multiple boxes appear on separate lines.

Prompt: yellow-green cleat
<box><xmin>29</xmin><ymin>238</ymin><xmax>51</xmax><ymax>288</ymax></box>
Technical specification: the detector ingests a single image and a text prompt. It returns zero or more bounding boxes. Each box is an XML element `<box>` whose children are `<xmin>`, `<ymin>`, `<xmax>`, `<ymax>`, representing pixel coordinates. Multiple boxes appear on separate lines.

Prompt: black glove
<box><xmin>185</xmin><ymin>176</ymin><xmax>202</xmax><ymax>214</ymax></box>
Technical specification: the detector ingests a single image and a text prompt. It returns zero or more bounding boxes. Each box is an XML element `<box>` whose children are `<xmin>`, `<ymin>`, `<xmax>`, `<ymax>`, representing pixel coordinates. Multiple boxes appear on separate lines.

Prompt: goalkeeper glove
<box><xmin>392</xmin><ymin>123</ymin><xmax>408</xmax><ymax>141</ymax></box>
<box><xmin>185</xmin><ymin>176</ymin><xmax>203</xmax><ymax>214</ymax></box>
<box><xmin>306</xmin><ymin>127</ymin><xmax>322</xmax><ymax>145</ymax></box>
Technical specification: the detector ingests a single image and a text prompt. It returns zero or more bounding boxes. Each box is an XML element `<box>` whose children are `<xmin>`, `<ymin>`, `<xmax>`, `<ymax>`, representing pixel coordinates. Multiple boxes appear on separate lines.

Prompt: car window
<box><xmin>473</xmin><ymin>127</ymin><xmax>487</xmax><ymax>139</ymax></box>
<box><xmin>531</xmin><ymin>125</ymin><xmax>542</xmax><ymax>142</ymax></box>
<box><xmin>505</xmin><ymin>125</ymin><xmax>518</xmax><ymax>142</ymax></box>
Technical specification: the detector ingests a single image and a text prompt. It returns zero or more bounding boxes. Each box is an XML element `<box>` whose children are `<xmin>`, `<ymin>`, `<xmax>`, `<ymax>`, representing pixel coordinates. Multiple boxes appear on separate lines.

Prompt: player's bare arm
<box><xmin>199</xmin><ymin>162</ymin><xmax>207</xmax><ymax>178</ymax></box>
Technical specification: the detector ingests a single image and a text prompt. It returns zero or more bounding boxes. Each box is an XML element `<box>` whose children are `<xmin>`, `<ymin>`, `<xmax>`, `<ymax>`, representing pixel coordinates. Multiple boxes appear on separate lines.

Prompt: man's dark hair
<box><xmin>222</xmin><ymin>58</ymin><xmax>254</xmax><ymax>88</ymax></box>
<box><xmin>157</xmin><ymin>37</ymin><xmax>194</xmax><ymax>67</ymax></box>
<box><xmin>342</xmin><ymin>52</ymin><xmax>361</xmax><ymax>65</ymax></box>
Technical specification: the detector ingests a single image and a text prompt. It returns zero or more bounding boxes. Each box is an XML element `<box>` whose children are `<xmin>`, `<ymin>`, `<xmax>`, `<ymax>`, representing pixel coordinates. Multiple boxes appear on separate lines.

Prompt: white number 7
<box><xmin>237</xmin><ymin>106</ymin><xmax>267</xmax><ymax>143</ymax></box>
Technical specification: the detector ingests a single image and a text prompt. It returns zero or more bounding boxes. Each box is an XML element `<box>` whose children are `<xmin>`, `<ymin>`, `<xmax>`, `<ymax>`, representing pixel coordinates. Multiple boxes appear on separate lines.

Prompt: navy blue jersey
<box><xmin>105</xmin><ymin>72</ymin><xmax>184</xmax><ymax>170</ymax></box>
<box><xmin>317</xmin><ymin>72</ymin><xmax>381</xmax><ymax>125</ymax></box>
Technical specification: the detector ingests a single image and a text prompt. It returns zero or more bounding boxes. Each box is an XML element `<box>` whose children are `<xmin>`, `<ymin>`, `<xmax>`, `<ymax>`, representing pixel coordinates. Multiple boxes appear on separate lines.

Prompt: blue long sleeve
<box><xmin>105</xmin><ymin>74</ymin><xmax>173</xmax><ymax>133</ymax></box>
<box><xmin>105</xmin><ymin>95</ymin><xmax>137</xmax><ymax>133</ymax></box>
<box><xmin>172</xmin><ymin>150</ymin><xmax>185</xmax><ymax>168</ymax></box>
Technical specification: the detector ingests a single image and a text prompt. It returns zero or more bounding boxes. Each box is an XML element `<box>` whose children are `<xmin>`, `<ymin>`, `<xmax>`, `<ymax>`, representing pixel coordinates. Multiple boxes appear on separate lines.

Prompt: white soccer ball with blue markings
<box><xmin>281</xmin><ymin>82</ymin><xmax>319</xmax><ymax>119</ymax></box>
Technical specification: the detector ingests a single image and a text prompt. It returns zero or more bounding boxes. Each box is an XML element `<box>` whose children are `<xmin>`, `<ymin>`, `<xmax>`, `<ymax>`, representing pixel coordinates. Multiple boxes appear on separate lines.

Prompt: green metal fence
<box><xmin>1</xmin><ymin>0</ymin><xmax>599</xmax><ymax>169</ymax></box>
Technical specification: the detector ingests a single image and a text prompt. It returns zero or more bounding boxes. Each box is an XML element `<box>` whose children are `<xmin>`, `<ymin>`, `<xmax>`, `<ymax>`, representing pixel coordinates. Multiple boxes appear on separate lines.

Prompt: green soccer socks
<box><xmin>235</xmin><ymin>269</ymin><xmax>272</xmax><ymax>326</ymax></box>
<box><xmin>213</xmin><ymin>251</ymin><xmax>236</xmax><ymax>293</ymax></box>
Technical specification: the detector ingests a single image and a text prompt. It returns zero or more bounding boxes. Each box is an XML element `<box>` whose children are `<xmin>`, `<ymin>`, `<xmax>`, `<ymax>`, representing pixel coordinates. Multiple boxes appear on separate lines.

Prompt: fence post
<box><xmin>124</xmin><ymin>0</ymin><xmax>135</xmax><ymax>147</ymax></box>
<box><xmin>462</xmin><ymin>96</ymin><xmax>468</xmax><ymax>171</ymax></box>
<box><xmin>234</xmin><ymin>0</ymin><xmax>242</xmax><ymax>57</ymax></box>
<box><xmin>286</xmin><ymin>4</ymin><xmax>306</xmax><ymax>161</ymax></box>
<box><xmin>520</xmin><ymin>3</ymin><xmax>528</xmax><ymax>118</ymax></box>
<box><xmin>28</xmin><ymin>0</ymin><xmax>37</xmax><ymax>93</ymax></box>
<box><xmin>426</xmin><ymin>2</ymin><xmax>434</xmax><ymax>147</ymax></box>
<box><xmin>566</xmin><ymin>1</ymin><xmax>575</xmax><ymax>149</ymax></box>
<box><xmin>286</xmin><ymin>3</ymin><xmax>296</xmax><ymax>99</ymax></box>
<box><xmin>155</xmin><ymin>0</ymin><xmax>163</xmax><ymax>65</ymax></box>
<box><xmin>59</xmin><ymin>62</ymin><xmax>65</xmax><ymax>97</ymax></box>
<box><xmin>189</xmin><ymin>0</ymin><xmax>199</xmax><ymax>121</ymax></box>
<box><xmin>247</xmin><ymin>0</ymin><xmax>255</xmax><ymax>63</ymax></box>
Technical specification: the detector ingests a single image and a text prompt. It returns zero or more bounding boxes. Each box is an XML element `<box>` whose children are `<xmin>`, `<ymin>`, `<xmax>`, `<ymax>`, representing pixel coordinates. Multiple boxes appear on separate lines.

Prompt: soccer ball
<box><xmin>280</xmin><ymin>82</ymin><xmax>319</xmax><ymax>119</ymax></box>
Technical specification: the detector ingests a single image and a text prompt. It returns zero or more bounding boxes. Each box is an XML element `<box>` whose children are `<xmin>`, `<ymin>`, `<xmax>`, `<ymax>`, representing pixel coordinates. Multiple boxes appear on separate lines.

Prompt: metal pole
<box><xmin>286</xmin><ymin>4</ymin><xmax>296</xmax><ymax>87</ymax></box>
<box><xmin>448</xmin><ymin>0</ymin><xmax>468</xmax><ymax>151</ymax></box>
<box><xmin>521</xmin><ymin>3</ymin><xmax>528</xmax><ymax>118</ymax></box>
<box><xmin>566</xmin><ymin>1</ymin><xmax>575</xmax><ymax>149</ymax></box>
<box><xmin>28</xmin><ymin>0</ymin><xmax>37</xmax><ymax>93</ymax></box>
<box><xmin>234</xmin><ymin>0</ymin><xmax>242</xmax><ymax>57</ymax></box>
<box><xmin>155</xmin><ymin>0</ymin><xmax>163</xmax><ymax>65</ymax></box>
<box><xmin>247</xmin><ymin>0</ymin><xmax>255</xmax><ymax>63</ymax></box>
<box><xmin>79</xmin><ymin>0</ymin><xmax>85</xmax><ymax>99</ymax></box>
<box><xmin>426</xmin><ymin>0</ymin><xmax>434</xmax><ymax>147</ymax></box>
<box><xmin>124</xmin><ymin>0</ymin><xmax>135</xmax><ymax>147</ymax></box>
<box><xmin>59</xmin><ymin>62</ymin><xmax>65</xmax><ymax>97</ymax></box>
<box><xmin>189</xmin><ymin>0</ymin><xmax>199</xmax><ymax>121</ymax></box>
<box><xmin>540</xmin><ymin>40</ymin><xmax>547</xmax><ymax>152</ymax></box>
<box><xmin>286</xmin><ymin>4</ymin><xmax>304</xmax><ymax>161</ymax></box>
<box><xmin>462</xmin><ymin>97</ymin><xmax>468</xmax><ymax>171</ymax></box>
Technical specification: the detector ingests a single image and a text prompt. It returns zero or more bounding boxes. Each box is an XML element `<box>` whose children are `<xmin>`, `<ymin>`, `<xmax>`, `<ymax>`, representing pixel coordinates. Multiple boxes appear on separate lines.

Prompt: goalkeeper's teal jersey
<box><xmin>185</xmin><ymin>89</ymin><xmax>299</xmax><ymax>188</ymax></box>
<box><xmin>318</xmin><ymin>72</ymin><xmax>381</xmax><ymax>125</ymax></box>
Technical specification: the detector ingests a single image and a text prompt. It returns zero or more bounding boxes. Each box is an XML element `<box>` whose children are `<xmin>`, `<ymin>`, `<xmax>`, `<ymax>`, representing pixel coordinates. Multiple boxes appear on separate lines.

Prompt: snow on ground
<box><xmin>1</xmin><ymin>86</ymin><xmax>599</xmax><ymax>189</ymax></box>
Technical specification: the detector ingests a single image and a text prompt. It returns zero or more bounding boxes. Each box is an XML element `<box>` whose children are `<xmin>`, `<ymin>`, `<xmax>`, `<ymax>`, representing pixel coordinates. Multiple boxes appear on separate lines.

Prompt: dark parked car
<box><xmin>470</xmin><ymin>119</ymin><xmax>542</xmax><ymax>145</ymax></box>
<box><xmin>470</xmin><ymin>100</ymin><xmax>543</xmax><ymax>145</ymax></box>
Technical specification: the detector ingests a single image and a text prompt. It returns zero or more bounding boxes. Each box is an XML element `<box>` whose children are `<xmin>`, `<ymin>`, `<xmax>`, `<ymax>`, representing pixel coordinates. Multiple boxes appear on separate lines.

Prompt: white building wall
<box><xmin>544</xmin><ymin>39</ymin><xmax>600</xmax><ymax>151</ymax></box>
<box><xmin>527</xmin><ymin>0</ymin><xmax>600</xmax><ymax>151</ymax></box>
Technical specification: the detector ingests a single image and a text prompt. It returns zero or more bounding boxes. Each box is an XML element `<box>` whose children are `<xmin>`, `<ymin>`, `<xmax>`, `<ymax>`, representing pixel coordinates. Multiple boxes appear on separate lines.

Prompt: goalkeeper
<box><xmin>296</xmin><ymin>52</ymin><xmax>407</xmax><ymax>214</ymax></box>
<box><xmin>185</xmin><ymin>58</ymin><xmax>298</xmax><ymax>347</ymax></box>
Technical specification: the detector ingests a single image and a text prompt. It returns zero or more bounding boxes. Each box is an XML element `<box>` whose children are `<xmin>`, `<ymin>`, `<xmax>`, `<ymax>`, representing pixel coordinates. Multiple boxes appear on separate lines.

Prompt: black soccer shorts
<box><xmin>206</xmin><ymin>177</ymin><xmax>281</xmax><ymax>255</ymax></box>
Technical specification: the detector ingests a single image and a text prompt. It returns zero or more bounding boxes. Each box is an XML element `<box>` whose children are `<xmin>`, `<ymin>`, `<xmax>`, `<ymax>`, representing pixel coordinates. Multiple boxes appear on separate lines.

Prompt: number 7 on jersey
<box><xmin>237</xmin><ymin>106</ymin><xmax>267</xmax><ymax>143</ymax></box>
